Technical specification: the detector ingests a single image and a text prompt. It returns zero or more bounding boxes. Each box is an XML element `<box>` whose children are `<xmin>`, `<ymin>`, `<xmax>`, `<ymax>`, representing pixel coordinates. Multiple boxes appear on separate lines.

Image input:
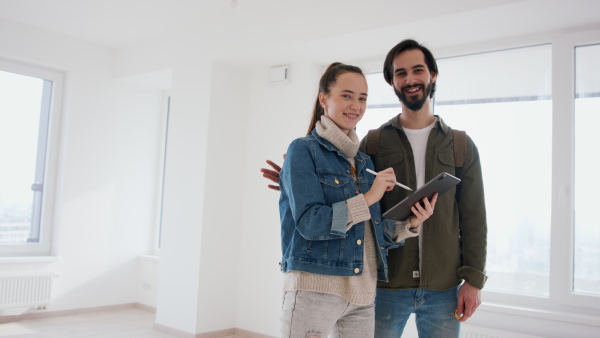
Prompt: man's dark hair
<box><xmin>383</xmin><ymin>39</ymin><xmax>438</xmax><ymax>98</ymax></box>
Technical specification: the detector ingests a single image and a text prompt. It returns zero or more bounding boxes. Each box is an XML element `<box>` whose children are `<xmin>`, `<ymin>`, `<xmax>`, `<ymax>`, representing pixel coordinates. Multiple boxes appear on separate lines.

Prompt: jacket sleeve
<box><xmin>456</xmin><ymin>136</ymin><xmax>488</xmax><ymax>289</ymax></box>
<box><xmin>280</xmin><ymin>139</ymin><xmax>348</xmax><ymax>240</ymax></box>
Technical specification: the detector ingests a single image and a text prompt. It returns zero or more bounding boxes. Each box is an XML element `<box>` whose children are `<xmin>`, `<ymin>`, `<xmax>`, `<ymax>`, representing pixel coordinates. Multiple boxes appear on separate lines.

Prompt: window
<box><xmin>356</xmin><ymin>73</ymin><xmax>399</xmax><ymax>140</ymax></box>
<box><xmin>360</xmin><ymin>31</ymin><xmax>600</xmax><ymax>312</ymax></box>
<box><xmin>0</xmin><ymin>59</ymin><xmax>63</xmax><ymax>256</ymax></box>
<box><xmin>434</xmin><ymin>45</ymin><xmax>553</xmax><ymax>297</ymax></box>
<box><xmin>574</xmin><ymin>43</ymin><xmax>600</xmax><ymax>296</ymax></box>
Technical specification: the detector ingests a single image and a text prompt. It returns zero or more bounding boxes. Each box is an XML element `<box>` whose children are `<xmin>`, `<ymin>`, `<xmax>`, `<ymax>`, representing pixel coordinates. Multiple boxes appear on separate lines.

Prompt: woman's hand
<box><xmin>409</xmin><ymin>192</ymin><xmax>438</xmax><ymax>228</ymax></box>
<box><xmin>364</xmin><ymin>168</ymin><xmax>397</xmax><ymax>206</ymax></box>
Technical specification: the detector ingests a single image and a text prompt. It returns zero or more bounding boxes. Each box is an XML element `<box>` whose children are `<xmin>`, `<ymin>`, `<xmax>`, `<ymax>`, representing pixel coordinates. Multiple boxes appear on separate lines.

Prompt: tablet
<box><xmin>382</xmin><ymin>172</ymin><xmax>460</xmax><ymax>221</ymax></box>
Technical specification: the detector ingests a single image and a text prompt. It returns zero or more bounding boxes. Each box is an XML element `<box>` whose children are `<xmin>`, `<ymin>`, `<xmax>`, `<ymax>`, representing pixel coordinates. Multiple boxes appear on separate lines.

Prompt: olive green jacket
<box><xmin>359</xmin><ymin>115</ymin><xmax>488</xmax><ymax>290</ymax></box>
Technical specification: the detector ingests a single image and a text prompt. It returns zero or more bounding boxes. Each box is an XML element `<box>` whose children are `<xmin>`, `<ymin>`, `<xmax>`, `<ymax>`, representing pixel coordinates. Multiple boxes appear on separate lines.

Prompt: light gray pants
<box><xmin>280</xmin><ymin>291</ymin><xmax>375</xmax><ymax>338</ymax></box>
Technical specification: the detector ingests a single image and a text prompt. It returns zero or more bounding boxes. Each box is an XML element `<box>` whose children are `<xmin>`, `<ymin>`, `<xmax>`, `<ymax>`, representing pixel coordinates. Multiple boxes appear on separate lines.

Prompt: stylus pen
<box><xmin>366</xmin><ymin>168</ymin><xmax>413</xmax><ymax>191</ymax></box>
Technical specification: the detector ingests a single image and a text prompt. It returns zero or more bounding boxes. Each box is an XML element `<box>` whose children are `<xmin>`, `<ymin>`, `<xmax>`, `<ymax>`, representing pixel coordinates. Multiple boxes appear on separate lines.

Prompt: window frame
<box><xmin>550</xmin><ymin>28</ymin><xmax>600</xmax><ymax>311</ymax></box>
<box><xmin>356</xmin><ymin>28</ymin><xmax>600</xmax><ymax>317</ymax></box>
<box><xmin>0</xmin><ymin>58</ymin><xmax>64</xmax><ymax>257</ymax></box>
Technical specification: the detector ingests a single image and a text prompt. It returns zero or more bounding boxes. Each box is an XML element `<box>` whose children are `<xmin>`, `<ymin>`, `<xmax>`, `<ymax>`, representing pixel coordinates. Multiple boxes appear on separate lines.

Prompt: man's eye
<box><xmin>359</xmin><ymin>97</ymin><xmax>367</xmax><ymax>102</ymax></box>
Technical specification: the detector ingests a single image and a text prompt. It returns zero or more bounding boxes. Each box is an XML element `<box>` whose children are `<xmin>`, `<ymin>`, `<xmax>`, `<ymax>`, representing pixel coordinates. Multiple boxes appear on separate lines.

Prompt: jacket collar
<box><xmin>309</xmin><ymin>129</ymin><xmax>370</xmax><ymax>162</ymax></box>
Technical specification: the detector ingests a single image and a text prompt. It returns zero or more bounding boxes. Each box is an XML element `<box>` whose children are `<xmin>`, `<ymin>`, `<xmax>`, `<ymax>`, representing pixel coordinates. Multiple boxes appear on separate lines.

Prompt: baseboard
<box><xmin>0</xmin><ymin>303</ymin><xmax>273</xmax><ymax>338</ymax></box>
<box><xmin>0</xmin><ymin>302</ymin><xmax>142</xmax><ymax>324</ymax></box>
<box><xmin>234</xmin><ymin>327</ymin><xmax>276</xmax><ymax>338</ymax></box>
<box><xmin>154</xmin><ymin>323</ymin><xmax>237</xmax><ymax>338</ymax></box>
<box><xmin>154</xmin><ymin>324</ymin><xmax>276</xmax><ymax>338</ymax></box>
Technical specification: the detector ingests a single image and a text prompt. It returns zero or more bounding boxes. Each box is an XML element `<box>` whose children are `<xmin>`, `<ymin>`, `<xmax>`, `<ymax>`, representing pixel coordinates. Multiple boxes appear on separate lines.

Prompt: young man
<box><xmin>262</xmin><ymin>39</ymin><xmax>487</xmax><ymax>338</ymax></box>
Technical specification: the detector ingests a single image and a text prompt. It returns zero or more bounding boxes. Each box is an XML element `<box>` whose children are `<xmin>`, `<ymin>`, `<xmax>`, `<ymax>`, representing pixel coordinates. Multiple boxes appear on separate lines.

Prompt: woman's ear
<box><xmin>318</xmin><ymin>93</ymin><xmax>327</xmax><ymax>108</ymax></box>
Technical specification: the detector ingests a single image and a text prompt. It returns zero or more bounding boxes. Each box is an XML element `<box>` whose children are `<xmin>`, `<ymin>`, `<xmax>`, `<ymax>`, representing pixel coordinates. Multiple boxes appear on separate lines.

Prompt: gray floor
<box><xmin>0</xmin><ymin>307</ymin><xmax>237</xmax><ymax>338</ymax></box>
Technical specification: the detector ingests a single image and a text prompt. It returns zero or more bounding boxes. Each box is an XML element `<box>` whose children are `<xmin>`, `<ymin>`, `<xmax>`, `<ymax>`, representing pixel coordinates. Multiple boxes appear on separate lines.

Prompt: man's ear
<box><xmin>431</xmin><ymin>72</ymin><xmax>438</xmax><ymax>83</ymax></box>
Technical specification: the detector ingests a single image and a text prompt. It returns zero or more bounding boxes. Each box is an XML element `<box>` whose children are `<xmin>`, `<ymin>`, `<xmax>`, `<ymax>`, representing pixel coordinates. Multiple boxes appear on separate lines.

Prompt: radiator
<box><xmin>0</xmin><ymin>273</ymin><xmax>55</xmax><ymax>309</ymax></box>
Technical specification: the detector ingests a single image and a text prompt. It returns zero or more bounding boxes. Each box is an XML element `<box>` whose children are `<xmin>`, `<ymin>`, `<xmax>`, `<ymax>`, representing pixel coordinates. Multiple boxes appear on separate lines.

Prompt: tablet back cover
<box><xmin>382</xmin><ymin>172</ymin><xmax>460</xmax><ymax>221</ymax></box>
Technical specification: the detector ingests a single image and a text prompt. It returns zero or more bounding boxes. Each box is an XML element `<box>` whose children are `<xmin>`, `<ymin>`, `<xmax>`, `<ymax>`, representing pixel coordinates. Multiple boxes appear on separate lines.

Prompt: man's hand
<box><xmin>408</xmin><ymin>193</ymin><xmax>437</xmax><ymax>228</ymax></box>
<box><xmin>456</xmin><ymin>282</ymin><xmax>481</xmax><ymax>322</ymax></box>
<box><xmin>260</xmin><ymin>155</ymin><xmax>285</xmax><ymax>191</ymax></box>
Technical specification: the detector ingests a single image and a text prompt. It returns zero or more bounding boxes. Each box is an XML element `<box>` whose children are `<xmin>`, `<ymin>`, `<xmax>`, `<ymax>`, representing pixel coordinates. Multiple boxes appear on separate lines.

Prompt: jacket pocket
<box><xmin>376</xmin><ymin>152</ymin><xmax>404</xmax><ymax>169</ymax></box>
<box><xmin>319</xmin><ymin>173</ymin><xmax>352</xmax><ymax>205</ymax></box>
<box><xmin>437</xmin><ymin>151</ymin><xmax>455</xmax><ymax>172</ymax></box>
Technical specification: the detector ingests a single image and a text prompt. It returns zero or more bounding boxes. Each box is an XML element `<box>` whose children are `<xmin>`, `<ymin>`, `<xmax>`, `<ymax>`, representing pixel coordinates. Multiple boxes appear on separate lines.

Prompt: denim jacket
<box><xmin>278</xmin><ymin>129</ymin><xmax>402</xmax><ymax>282</ymax></box>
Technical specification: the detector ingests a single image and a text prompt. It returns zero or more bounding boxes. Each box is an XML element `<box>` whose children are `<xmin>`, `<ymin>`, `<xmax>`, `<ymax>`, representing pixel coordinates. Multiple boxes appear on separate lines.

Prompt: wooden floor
<box><xmin>0</xmin><ymin>307</ymin><xmax>238</xmax><ymax>338</ymax></box>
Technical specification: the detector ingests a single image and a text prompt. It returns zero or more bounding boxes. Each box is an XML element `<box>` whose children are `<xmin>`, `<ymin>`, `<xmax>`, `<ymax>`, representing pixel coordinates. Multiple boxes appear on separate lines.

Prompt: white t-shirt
<box><xmin>403</xmin><ymin>121</ymin><xmax>436</xmax><ymax>275</ymax></box>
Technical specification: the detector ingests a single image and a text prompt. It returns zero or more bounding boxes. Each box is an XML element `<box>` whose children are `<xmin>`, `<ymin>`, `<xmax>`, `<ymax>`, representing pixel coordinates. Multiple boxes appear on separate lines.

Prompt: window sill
<box><xmin>0</xmin><ymin>256</ymin><xmax>59</xmax><ymax>264</ymax></box>
<box><xmin>138</xmin><ymin>255</ymin><xmax>159</xmax><ymax>263</ymax></box>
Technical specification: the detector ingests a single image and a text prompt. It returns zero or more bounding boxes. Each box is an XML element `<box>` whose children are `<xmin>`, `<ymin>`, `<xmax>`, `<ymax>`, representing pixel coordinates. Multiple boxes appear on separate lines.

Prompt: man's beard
<box><xmin>393</xmin><ymin>82</ymin><xmax>433</xmax><ymax>111</ymax></box>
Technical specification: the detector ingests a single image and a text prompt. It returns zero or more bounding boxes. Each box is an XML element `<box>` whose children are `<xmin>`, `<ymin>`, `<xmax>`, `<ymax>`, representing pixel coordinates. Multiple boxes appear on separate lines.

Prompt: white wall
<box><xmin>194</xmin><ymin>60</ymin><xmax>249</xmax><ymax>333</ymax></box>
<box><xmin>233</xmin><ymin>61</ymin><xmax>323</xmax><ymax>336</ymax></box>
<box><xmin>0</xmin><ymin>17</ymin><xmax>163</xmax><ymax>311</ymax></box>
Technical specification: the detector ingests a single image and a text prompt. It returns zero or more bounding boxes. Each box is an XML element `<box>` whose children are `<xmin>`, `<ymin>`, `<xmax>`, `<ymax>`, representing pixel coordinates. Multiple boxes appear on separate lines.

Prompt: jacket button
<box><xmin>357</xmin><ymin>239</ymin><xmax>362</xmax><ymax>245</ymax></box>
<box><xmin>347</xmin><ymin>170</ymin><xmax>351</xmax><ymax>174</ymax></box>
<box><xmin>335</xmin><ymin>179</ymin><xmax>340</xmax><ymax>184</ymax></box>
<box><xmin>354</xmin><ymin>268</ymin><xmax>360</xmax><ymax>274</ymax></box>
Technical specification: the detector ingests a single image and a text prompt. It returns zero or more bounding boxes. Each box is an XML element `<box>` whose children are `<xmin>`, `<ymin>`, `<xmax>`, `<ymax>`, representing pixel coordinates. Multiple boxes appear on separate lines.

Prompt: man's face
<box><xmin>391</xmin><ymin>49</ymin><xmax>437</xmax><ymax>112</ymax></box>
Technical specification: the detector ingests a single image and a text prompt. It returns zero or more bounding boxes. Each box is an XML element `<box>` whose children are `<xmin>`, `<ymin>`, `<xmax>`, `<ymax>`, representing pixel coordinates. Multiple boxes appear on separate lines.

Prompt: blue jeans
<box><xmin>374</xmin><ymin>286</ymin><xmax>460</xmax><ymax>338</ymax></box>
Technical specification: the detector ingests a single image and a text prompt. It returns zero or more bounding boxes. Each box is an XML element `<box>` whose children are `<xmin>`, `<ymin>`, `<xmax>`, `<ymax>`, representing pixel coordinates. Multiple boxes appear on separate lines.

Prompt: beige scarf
<box><xmin>315</xmin><ymin>115</ymin><xmax>360</xmax><ymax>160</ymax></box>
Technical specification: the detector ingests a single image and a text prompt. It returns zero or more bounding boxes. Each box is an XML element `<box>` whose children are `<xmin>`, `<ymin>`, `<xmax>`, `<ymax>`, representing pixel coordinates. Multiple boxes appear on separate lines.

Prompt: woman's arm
<box><xmin>280</xmin><ymin>140</ymin><xmax>348</xmax><ymax>240</ymax></box>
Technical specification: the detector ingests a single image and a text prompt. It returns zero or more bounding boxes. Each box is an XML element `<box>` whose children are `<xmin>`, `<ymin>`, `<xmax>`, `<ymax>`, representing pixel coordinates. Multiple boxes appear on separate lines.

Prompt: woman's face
<box><xmin>319</xmin><ymin>72</ymin><xmax>368</xmax><ymax>135</ymax></box>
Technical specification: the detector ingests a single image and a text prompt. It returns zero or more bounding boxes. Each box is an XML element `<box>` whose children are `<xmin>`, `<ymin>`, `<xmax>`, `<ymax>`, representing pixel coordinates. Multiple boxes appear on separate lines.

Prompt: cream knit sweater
<box><xmin>283</xmin><ymin>116</ymin><xmax>419</xmax><ymax>305</ymax></box>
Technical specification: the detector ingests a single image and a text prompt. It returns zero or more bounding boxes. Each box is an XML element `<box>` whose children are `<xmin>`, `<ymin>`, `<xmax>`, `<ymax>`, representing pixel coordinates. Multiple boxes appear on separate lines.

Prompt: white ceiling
<box><xmin>0</xmin><ymin>0</ymin><xmax>599</xmax><ymax>67</ymax></box>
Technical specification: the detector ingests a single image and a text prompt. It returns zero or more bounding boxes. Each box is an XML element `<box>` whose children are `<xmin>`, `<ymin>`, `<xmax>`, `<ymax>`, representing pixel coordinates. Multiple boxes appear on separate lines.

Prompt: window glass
<box><xmin>0</xmin><ymin>66</ymin><xmax>53</xmax><ymax>254</ymax></box>
<box><xmin>357</xmin><ymin>73</ymin><xmax>399</xmax><ymax>140</ymax></box>
<box><xmin>574</xmin><ymin>43</ymin><xmax>600</xmax><ymax>295</ymax></box>
<box><xmin>435</xmin><ymin>45</ymin><xmax>552</xmax><ymax>296</ymax></box>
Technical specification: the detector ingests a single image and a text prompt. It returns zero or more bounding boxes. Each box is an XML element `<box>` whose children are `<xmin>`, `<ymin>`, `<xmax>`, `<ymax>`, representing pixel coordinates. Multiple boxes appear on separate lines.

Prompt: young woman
<box><xmin>278</xmin><ymin>62</ymin><xmax>437</xmax><ymax>337</ymax></box>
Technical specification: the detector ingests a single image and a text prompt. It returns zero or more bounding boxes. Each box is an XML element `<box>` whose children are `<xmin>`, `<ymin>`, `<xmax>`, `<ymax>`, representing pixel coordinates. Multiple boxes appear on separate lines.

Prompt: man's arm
<box><xmin>455</xmin><ymin>136</ymin><xmax>488</xmax><ymax>321</ymax></box>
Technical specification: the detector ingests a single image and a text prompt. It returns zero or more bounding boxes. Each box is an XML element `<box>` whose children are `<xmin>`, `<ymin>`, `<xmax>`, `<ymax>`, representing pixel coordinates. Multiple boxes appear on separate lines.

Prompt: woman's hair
<box><xmin>306</xmin><ymin>62</ymin><xmax>365</xmax><ymax>136</ymax></box>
